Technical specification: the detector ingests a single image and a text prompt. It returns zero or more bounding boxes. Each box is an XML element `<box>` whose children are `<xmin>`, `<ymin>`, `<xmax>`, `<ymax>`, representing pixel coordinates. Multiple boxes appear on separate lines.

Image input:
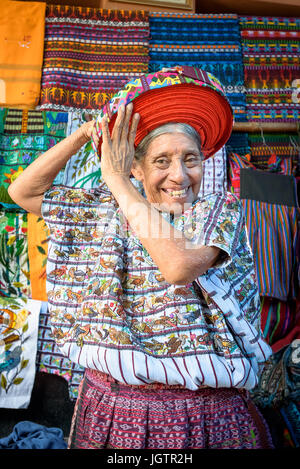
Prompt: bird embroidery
<box><xmin>72</xmin><ymin>324</ymin><xmax>91</xmax><ymax>347</ymax></box>
<box><xmin>49</xmin><ymin>265</ymin><xmax>67</xmax><ymax>278</ymax></box>
<box><xmin>108</xmin><ymin>328</ymin><xmax>132</xmax><ymax>345</ymax></box>
<box><xmin>68</xmin><ymin>267</ymin><xmax>86</xmax><ymax>282</ymax></box>
<box><xmin>127</xmin><ymin>274</ymin><xmax>146</xmax><ymax>288</ymax></box>
<box><xmin>66</xmin><ymin>289</ymin><xmax>84</xmax><ymax>303</ymax></box>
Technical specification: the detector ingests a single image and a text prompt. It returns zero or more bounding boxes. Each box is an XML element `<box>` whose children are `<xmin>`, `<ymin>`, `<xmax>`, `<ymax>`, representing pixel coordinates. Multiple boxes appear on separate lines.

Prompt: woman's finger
<box><xmin>111</xmin><ymin>105</ymin><xmax>125</xmax><ymax>142</ymax></box>
<box><xmin>120</xmin><ymin>103</ymin><xmax>133</xmax><ymax>141</ymax></box>
<box><xmin>128</xmin><ymin>112</ymin><xmax>140</xmax><ymax>148</ymax></box>
<box><xmin>101</xmin><ymin>116</ymin><xmax>112</xmax><ymax>147</ymax></box>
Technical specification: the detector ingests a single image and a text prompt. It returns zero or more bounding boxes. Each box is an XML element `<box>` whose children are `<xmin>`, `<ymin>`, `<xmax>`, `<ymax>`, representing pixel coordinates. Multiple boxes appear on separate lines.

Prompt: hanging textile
<box><xmin>149</xmin><ymin>12</ymin><xmax>246</xmax><ymax>122</ymax></box>
<box><xmin>0</xmin><ymin>211</ymin><xmax>30</xmax><ymax>298</ymax></box>
<box><xmin>227</xmin><ymin>152</ymin><xmax>256</xmax><ymax>197</ymax></box>
<box><xmin>225</xmin><ymin>132</ymin><xmax>250</xmax><ymax>161</ymax></box>
<box><xmin>27</xmin><ymin>214</ymin><xmax>49</xmax><ymax>302</ymax></box>
<box><xmin>0</xmin><ymin>297</ymin><xmax>42</xmax><ymax>409</ymax></box>
<box><xmin>199</xmin><ymin>146</ymin><xmax>227</xmax><ymax>197</ymax></box>
<box><xmin>248</xmin><ymin>131</ymin><xmax>300</xmax><ymax>174</ymax></box>
<box><xmin>36</xmin><ymin>302</ymin><xmax>84</xmax><ymax>400</ymax></box>
<box><xmin>0</xmin><ymin>108</ymin><xmax>68</xmax><ymax>210</ymax></box>
<box><xmin>239</xmin><ymin>16</ymin><xmax>300</xmax><ymax>123</ymax></box>
<box><xmin>261</xmin><ymin>297</ymin><xmax>300</xmax><ymax>353</ymax></box>
<box><xmin>0</xmin><ymin>1</ymin><xmax>46</xmax><ymax>109</ymax></box>
<box><xmin>240</xmin><ymin>168</ymin><xmax>299</xmax><ymax>301</ymax></box>
<box><xmin>62</xmin><ymin>111</ymin><xmax>101</xmax><ymax>189</ymax></box>
<box><xmin>38</xmin><ymin>6</ymin><xmax>150</xmax><ymax>112</ymax></box>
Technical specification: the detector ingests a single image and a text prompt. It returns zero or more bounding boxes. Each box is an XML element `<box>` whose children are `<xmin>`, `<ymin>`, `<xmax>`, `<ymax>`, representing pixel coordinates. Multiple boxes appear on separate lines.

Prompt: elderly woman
<box><xmin>8</xmin><ymin>67</ymin><xmax>273</xmax><ymax>449</ymax></box>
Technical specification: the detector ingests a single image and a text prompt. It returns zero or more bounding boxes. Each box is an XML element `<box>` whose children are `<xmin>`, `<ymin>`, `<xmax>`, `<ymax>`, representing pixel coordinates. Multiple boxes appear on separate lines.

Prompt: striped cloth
<box><xmin>239</xmin><ymin>16</ymin><xmax>300</xmax><ymax>122</ymax></box>
<box><xmin>149</xmin><ymin>12</ymin><xmax>246</xmax><ymax>121</ymax></box>
<box><xmin>37</xmin><ymin>6</ymin><xmax>150</xmax><ymax>112</ymax></box>
<box><xmin>240</xmin><ymin>168</ymin><xmax>299</xmax><ymax>301</ymax></box>
<box><xmin>260</xmin><ymin>297</ymin><xmax>300</xmax><ymax>353</ymax></box>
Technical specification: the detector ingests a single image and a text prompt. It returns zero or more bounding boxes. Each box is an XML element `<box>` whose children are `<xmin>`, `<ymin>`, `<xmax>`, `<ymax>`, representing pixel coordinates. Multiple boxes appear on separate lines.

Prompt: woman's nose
<box><xmin>169</xmin><ymin>160</ymin><xmax>187</xmax><ymax>183</ymax></box>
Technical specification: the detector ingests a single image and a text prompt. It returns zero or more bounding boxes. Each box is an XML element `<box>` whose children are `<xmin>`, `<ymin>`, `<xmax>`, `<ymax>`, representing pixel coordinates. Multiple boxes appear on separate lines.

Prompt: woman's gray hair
<box><xmin>134</xmin><ymin>122</ymin><xmax>203</xmax><ymax>162</ymax></box>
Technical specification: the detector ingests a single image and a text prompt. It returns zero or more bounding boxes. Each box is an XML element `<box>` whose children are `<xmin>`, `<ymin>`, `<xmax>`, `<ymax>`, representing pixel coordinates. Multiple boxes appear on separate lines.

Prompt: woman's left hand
<box><xmin>100</xmin><ymin>103</ymin><xmax>140</xmax><ymax>187</ymax></box>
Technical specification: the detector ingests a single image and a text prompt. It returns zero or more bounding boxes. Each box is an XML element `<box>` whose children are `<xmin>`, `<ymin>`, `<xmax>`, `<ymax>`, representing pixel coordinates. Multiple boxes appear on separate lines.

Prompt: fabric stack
<box><xmin>149</xmin><ymin>12</ymin><xmax>247</xmax><ymax>122</ymax></box>
<box><xmin>239</xmin><ymin>15</ymin><xmax>300</xmax><ymax>123</ymax></box>
<box><xmin>38</xmin><ymin>5</ymin><xmax>150</xmax><ymax>112</ymax></box>
<box><xmin>239</xmin><ymin>16</ymin><xmax>300</xmax><ymax>174</ymax></box>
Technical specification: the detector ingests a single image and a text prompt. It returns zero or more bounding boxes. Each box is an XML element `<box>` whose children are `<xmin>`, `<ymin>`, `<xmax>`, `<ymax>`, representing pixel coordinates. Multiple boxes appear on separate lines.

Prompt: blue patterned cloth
<box><xmin>149</xmin><ymin>12</ymin><xmax>247</xmax><ymax>122</ymax></box>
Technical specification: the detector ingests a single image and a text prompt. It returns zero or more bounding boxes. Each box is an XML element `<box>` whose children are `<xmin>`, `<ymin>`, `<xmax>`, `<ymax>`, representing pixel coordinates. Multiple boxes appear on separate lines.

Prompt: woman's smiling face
<box><xmin>132</xmin><ymin>132</ymin><xmax>203</xmax><ymax>213</ymax></box>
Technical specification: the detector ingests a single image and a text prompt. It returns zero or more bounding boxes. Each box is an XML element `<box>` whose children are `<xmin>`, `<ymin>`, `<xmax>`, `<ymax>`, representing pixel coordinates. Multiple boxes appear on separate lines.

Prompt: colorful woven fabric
<box><xmin>0</xmin><ymin>211</ymin><xmax>30</xmax><ymax>298</ymax></box>
<box><xmin>261</xmin><ymin>297</ymin><xmax>300</xmax><ymax>353</ymax></box>
<box><xmin>68</xmin><ymin>369</ymin><xmax>274</xmax><ymax>449</ymax></box>
<box><xmin>0</xmin><ymin>108</ymin><xmax>68</xmax><ymax>210</ymax></box>
<box><xmin>240</xmin><ymin>169</ymin><xmax>299</xmax><ymax>301</ymax></box>
<box><xmin>239</xmin><ymin>16</ymin><xmax>300</xmax><ymax>122</ymax></box>
<box><xmin>225</xmin><ymin>132</ymin><xmax>251</xmax><ymax>158</ymax></box>
<box><xmin>0</xmin><ymin>1</ymin><xmax>46</xmax><ymax>109</ymax></box>
<box><xmin>38</xmin><ymin>6</ymin><xmax>150</xmax><ymax>112</ymax></box>
<box><xmin>248</xmin><ymin>131</ymin><xmax>300</xmax><ymax>174</ymax></box>
<box><xmin>227</xmin><ymin>152</ymin><xmax>256</xmax><ymax>197</ymax></box>
<box><xmin>41</xmin><ymin>185</ymin><xmax>271</xmax><ymax>391</ymax></box>
<box><xmin>36</xmin><ymin>302</ymin><xmax>84</xmax><ymax>400</ymax></box>
<box><xmin>148</xmin><ymin>12</ymin><xmax>246</xmax><ymax>121</ymax></box>
<box><xmin>0</xmin><ymin>297</ymin><xmax>42</xmax><ymax>408</ymax></box>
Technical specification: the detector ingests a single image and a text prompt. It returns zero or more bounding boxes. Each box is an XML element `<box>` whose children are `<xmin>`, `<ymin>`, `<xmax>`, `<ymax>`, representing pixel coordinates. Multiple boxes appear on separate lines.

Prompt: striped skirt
<box><xmin>68</xmin><ymin>369</ymin><xmax>274</xmax><ymax>449</ymax></box>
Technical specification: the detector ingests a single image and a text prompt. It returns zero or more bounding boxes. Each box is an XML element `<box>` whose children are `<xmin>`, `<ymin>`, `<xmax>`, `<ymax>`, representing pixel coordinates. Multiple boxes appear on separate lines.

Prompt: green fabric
<box><xmin>0</xmin><ymin>109</ymin><xmax>68</xmax><ymax>209</ymax></box>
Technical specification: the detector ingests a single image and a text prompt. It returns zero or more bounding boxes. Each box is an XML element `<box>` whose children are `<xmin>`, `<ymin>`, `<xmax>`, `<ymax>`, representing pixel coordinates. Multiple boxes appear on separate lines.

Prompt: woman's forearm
<box><xmin>8</xmin><ymin>122</ymin><xmax>93</xmax><ymax>216</ymax></box>
<box><xmin>109</xmin><ymin>175</ymin><xmax>220</xmax><ymax>285</ymax></box>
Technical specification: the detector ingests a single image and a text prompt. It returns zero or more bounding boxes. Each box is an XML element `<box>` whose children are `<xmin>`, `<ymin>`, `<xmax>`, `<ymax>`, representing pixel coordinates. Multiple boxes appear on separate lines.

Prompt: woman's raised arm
<box><xmin>8</xmin><ymin>121</ymin><xmax>95</xmax><ymax>217</ymax></box>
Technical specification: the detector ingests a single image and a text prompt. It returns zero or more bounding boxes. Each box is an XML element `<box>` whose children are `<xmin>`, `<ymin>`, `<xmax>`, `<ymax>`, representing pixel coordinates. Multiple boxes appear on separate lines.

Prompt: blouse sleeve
<box><xmin>192</xmin><ymin>192</ymin><xmax>245</xmax><ymax>269</ymax></box>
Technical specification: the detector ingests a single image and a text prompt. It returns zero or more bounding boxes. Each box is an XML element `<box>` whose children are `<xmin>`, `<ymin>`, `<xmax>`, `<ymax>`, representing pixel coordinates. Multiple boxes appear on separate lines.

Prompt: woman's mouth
<box><xmin>162</xmin><ymin>187</ymin><xmax>190</xmax><ymax>198</ymax></box>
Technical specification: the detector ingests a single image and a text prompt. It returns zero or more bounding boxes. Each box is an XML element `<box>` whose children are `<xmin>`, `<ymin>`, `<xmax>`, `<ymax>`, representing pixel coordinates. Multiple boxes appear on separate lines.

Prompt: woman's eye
<box><xmin>185</xmin><ymin>156</ymin><xmax>199</xmax><ymax>164</ymax></box>
<box><xmin>156</xmin><ymin>159</ymin><xmax>169</xmax><ymax>166</ymax></box>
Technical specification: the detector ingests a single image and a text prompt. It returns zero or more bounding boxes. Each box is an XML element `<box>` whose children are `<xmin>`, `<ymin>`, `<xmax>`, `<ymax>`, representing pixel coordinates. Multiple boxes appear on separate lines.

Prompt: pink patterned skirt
<box><xmin>68</xmin><ymin>369</ymin><xmax>274</xmax><ymax>449</ymax></box>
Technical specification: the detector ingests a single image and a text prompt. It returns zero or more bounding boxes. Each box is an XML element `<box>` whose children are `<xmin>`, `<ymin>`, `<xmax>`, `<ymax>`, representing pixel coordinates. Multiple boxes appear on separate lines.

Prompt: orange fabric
<box><xmin>27</xmin><ymin>213</ymin><xmax>49</xmax><ymax>301</ymax></box>
<box><xmin>0</xmin><ymin>0</ymin><xmax>46</xmax><ymax>109</ymax></box>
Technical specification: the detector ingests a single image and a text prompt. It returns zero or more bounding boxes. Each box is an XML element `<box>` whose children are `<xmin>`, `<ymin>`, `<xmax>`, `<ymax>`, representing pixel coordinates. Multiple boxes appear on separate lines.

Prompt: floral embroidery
<box><xmin>0</xmin><ymin>297</ymin><xmax>41</xmax><ymax>408</ymax></box>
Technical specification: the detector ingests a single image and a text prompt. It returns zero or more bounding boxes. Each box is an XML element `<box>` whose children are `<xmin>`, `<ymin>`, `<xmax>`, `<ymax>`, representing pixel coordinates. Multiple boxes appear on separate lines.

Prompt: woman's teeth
<box><xmin>165</xmin><ymin>188</ymin><xmax>189</xmax><ymax>198</ymax></box>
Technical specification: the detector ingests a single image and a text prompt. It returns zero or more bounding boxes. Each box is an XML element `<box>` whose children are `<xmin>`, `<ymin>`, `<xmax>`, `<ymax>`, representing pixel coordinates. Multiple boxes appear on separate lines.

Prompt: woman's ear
<box><xmin>131</xmin><ymin>160</ymin><xmax>144</xmax><ymax>182</ymax></box>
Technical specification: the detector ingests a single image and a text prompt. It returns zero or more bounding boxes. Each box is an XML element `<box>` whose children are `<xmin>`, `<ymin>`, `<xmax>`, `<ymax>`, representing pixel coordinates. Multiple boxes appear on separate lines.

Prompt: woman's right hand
<box><xmin>100</xmin><ymin>103</ymin><xmax>140</xmax><ymax>188</ymax></box>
